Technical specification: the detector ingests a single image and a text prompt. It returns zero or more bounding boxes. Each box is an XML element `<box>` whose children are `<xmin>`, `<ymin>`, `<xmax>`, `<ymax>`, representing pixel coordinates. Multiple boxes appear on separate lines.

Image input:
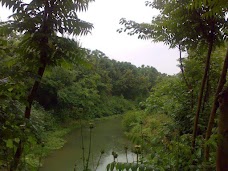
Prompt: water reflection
<box><xmin>40</xmin><ymin>117</ymin><xmax>135</xmax><ymax>171</ymax></box>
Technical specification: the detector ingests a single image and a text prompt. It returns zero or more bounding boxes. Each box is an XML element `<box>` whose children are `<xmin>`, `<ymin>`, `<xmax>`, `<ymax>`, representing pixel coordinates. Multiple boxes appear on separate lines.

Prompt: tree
<box><xmin>118</xmin><ymin>0</ymin><xmax>227</xmax><ymax>151</ymax></box>
<box><xmin>216</xmin><ymin>86</ymin><xmax>228</xmax><ymax>170</ymax></box>
<box><xmin>188</xmin><ymin>0</ymin><xmax>228</xmax><ymax>162</ymax></box>
<box><xmin>0</xmin><ymin>0</ymin><xmax>93</xmax><ymax>170</ymax></box>
<box><xmin>0</xmin><ymin>34</ymin><xmax>29</xmax><ymax>170</ymax></box>
<box><xmin>205</xmin><ymin>47</ymin><xmax>228</xmax><ymax>161</ymax></box>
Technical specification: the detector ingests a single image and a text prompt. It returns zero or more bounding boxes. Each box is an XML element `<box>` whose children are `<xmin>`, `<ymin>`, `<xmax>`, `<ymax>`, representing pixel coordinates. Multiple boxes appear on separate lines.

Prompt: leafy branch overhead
<box><xmin>189</xmin><ymin>0</ymin><xmax>228</xmax><ymax>17</ymax></box>
<box><xmin>0</xmin><ymin>0</ymin><xmax>94</xmax><ymax>65</ymax></box>
<box><xmin>118</xmin><ymin>0</ymin><xmax>227</xmax><ymax>49</ymax></box>
<box><xmin>1</xmin><ymin>0</ymin><xmax>94</xmax><ymax>34</ymax></box>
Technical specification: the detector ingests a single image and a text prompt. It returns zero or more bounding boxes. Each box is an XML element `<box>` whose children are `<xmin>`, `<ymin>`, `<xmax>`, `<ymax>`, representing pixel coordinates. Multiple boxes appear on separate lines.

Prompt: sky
<box><xmin>0</xmin><ymin>0</ymin><xmax>181</xmax><ymax>75</ymax></box>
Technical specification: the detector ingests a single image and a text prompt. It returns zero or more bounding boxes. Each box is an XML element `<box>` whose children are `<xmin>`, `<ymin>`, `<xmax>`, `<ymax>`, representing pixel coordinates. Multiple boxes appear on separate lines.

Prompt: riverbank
<box><xmin>39</xmin><ymin>115</ymin><xmax>131</xmax><ymax>171</ymax></box>
<box><xmin>25</xmin><ymin>119</ymin><xmax>81</xmax><ymax>170</ymax></box>
<box><xmin>26</xmin><ymin>114</ymin><xmax>124</xmax><ymax>170</ymax></box>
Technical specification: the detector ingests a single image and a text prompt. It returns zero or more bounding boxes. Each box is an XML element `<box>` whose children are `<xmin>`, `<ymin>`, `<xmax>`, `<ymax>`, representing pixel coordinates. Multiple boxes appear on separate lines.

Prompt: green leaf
<box><xmin>139</xmin><ymin>164</ymin><xmax>145</xmax><ymax>171</ymax></box>
<box><xmin>6</xmin><ymin>139</ymin><xmax>14</xmax><ymax>149</ymax></box>
<box><xmin>124</xmin><ymin>163</ymin><xmax>131</xmax><ymax>171</ymax></box>
<box><xmin>131</xmin><ymin>163</ymin><xmax>138</xmax><ymax>171</ymax></box>
<box><xmin>7</xmin><ymin>87</ymin><xmax>13</xmax><ymax>92</ymax></box>
<box><xmin>14</xmin><ymin>138</ymin><xmax>20</xmax><ymax>143</ymax></box>
<box><xmin>110</xmin><ymin>162</ymin><xmax>115</xmax><ymax>171</ymax></box>
<box><xmin>106</xmin><ymin>163</ymin><xmax>110</xmax><ymax>171</ymax></box>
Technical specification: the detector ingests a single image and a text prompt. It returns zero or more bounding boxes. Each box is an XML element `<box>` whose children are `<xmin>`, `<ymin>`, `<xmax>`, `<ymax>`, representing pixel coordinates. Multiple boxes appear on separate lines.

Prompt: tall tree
<box><xmin>205</xmin><ymin>47</ymin><xmax>228</xmax><ymax>161</ymax></box>
<box><xmin>216</xmin><ymin>86</ymin><xmax>228</xmax><ymax>170</ymax></box>
<box><xmin>0</xmin><ymin>0</ymin><xmax>93</xmax><ymax>170</ymax></box>
<box><xmin>118</xmin><ymin>0</ymin><xmax>227</xmax><ymax>151</ymax></box>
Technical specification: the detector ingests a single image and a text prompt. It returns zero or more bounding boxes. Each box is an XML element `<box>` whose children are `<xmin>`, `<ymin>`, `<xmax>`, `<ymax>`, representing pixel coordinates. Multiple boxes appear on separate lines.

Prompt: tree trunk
<box><xmin>10</xmin><ymin>1</ymin><xmax>50</xmax><ymax>169</ymax></box>
<box><xmin>216</xmin><ymin>87</ymin><xmax>228</xmax><ymax>171</ymax></box>
<box><xmin>178</xmin><ymin>45</ymin><xmax>194</xmax><ymax>109</ymax></box>
<box><xmin>25</xmin><ymin>65</ymin><xmax>46</xmax><ymax>119</ymax></box>
<box><xmin>205</xmin><ymin>47</ymin><xmax>228</xmax><ymax>161</ymax></box>
<box><xmin>10</xmin><ymin>63</ymin><xmax>46</xmax><ymax>171</ymax></box>
<box><xmin>179</xmin><ymin>45</ymin><xmax>190</xmax><ymax>89</ymax></box>
<box><xmin>192</xmin><ymin>39</ymin><xmax>213</xmax><ymax>151</ymax></box>
<box><xmin>202</xmin><ymin>73</ymin><xmax>210</xmax><ymax>113</ymax></box>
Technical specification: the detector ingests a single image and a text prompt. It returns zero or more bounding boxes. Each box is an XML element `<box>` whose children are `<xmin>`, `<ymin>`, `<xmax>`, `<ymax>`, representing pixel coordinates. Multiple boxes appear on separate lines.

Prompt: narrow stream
<box><xmin>40</xmin><ymin>117</ymin><xmax>134</xmax><ymax>171</ymax></box>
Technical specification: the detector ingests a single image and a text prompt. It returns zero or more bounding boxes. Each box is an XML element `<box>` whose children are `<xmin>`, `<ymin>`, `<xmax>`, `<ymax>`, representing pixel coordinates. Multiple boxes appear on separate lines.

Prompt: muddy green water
<box><xmin>40</xmin><ymin>117</ymin><xmax>135</xmax><ymax>171</ymax></box>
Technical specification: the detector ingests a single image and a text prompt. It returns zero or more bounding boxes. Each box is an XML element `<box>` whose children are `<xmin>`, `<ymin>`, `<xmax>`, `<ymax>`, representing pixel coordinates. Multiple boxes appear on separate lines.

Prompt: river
<box><xmin>40</xmin><ymin>117</ymin><xmax>134</xmax><ymax>171</ymax></box>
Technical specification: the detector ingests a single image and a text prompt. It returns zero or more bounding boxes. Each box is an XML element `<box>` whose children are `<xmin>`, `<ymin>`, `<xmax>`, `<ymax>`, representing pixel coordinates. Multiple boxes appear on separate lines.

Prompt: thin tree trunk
<box><xmin>202</xmin><ymin>73</ymin><xmax>210</xmax><ymax>113</ymax></box>
<box><xmin>216</xmin><ymin>87</ymin><xmax>228</xmax><ymax>171</ymax></box>
<box><xmin>178</xmin><ymin>45</ymin><xmax>194</xmax><ymax>109</ymax></box>
<box><xmin>10</xmin><ymin>63</ymin><xmax>47</xmax><ymax>171</ymax></box>
<box><xmin>192</xmin><ymin>39</ymin><xmax>214</xmax><ymax>151</ymax></box>
<box><xmin>10</xmin><ymin>1</ymin><xmax>50</xmax><ymax>169</ymax></box>
<box><xmin>205</xmin><ymin>47</ymin><xmax>228</xmax><ymax>161</ymax></box>
<box><xmin>179</xmin><ymin>45</ymin><xmax>190</xmax><ymax>89</ymax></box>
<box><xmin>25</xmin><ymin>65</ymin><xmax>46</xmax><ymax>119</ymax></box>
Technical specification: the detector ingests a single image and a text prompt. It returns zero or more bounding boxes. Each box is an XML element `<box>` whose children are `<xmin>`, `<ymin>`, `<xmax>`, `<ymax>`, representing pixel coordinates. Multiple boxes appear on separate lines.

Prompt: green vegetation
<box><xmin>113</xmin><ymin>45</ymin><xmax>227</xmax><ymax>170</ymax></box>
<box><xmin>36</xmin><ymin>50</ymin><xmax>159</xmax><ymax>119</ymax></box>
<box><xmin>0</xmin><ymin>0</ymin><xmax>228</xmax><ymax>170</ymax></box>
<box><xmin>0</xmin><ymin>101</ymin><xmax>79</xmax><ymax>170</ymax></box>
<box><xmin>117</xmin><ymin>0</ymin><xmax>228</xmax><ymax>170</ymax></box>
<box><xmin>0</xmin><ymin>41</ymin><xmax>160</xmax><ymax>170</ymax></box>
<box><xmin>0</xmin><ymin>16</ymin><xmax>159</xmax><ymax>171</ymax></box>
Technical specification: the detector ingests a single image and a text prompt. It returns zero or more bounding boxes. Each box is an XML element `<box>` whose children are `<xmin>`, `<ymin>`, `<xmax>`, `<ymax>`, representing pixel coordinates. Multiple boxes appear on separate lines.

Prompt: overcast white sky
<box><xmin>0</xmin><ymin>0</ymin><xmax>181</xmax><ymax>75</ymax></box>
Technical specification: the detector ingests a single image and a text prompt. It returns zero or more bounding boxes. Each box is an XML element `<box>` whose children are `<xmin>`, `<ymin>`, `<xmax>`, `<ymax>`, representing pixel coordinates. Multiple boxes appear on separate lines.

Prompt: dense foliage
<box><xmin>0</xmin><ymin>32</ymin><xmax>160</xmax><ymax>170</ymax></box>
<box><xmin>36</xmin><ymin>50</ymin><xmax>160</xmax><ymax>119</ymax></box>
<box><xmin>0</xmin><ymin>0</ymin><xmax>227</xmax><ymax>170</ymax></box>
<box><xmin>118</xmin><ymin>0</ymin><xmax>228</xmax><ymax>170</ymax></box>
<box><xmin>121</xmin><ymin>45</ymin><xmax>227</xmax><ymax>170</ymax></box>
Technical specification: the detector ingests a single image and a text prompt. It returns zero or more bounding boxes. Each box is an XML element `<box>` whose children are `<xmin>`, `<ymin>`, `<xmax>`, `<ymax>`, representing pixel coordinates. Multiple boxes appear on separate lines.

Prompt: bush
<box><xmin>122</xmin><ymin>110</ymin><xmax>146</xmax><ymax>132</ymax></box>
